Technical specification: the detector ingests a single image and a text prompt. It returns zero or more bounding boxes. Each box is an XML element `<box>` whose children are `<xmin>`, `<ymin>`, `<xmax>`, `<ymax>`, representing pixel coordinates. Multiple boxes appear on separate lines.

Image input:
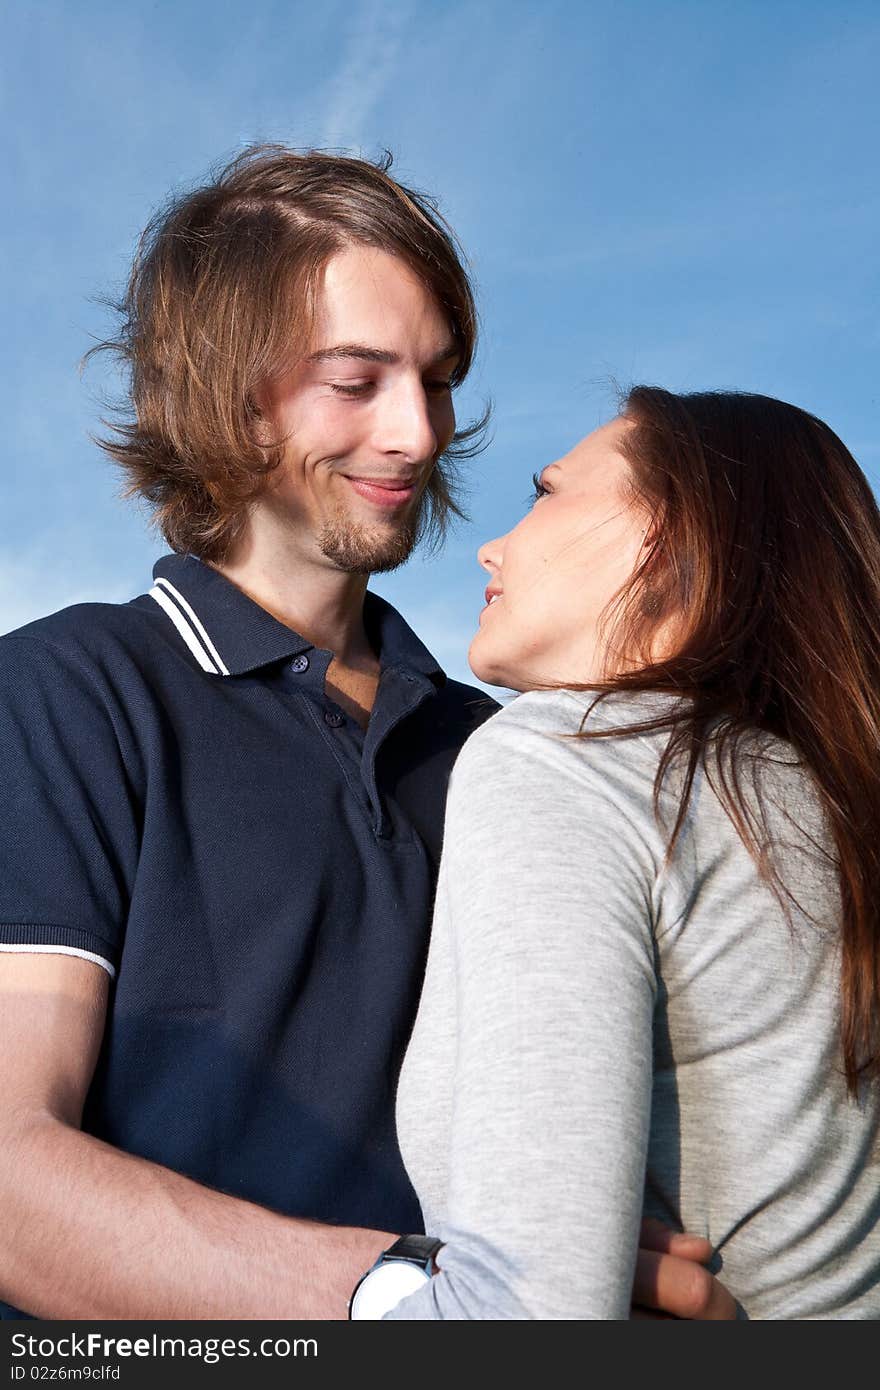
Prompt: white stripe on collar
<box><xmin>154</xmin><ymin>577</ymin><xmax>230</xmax><ymax>675</ymax></box>
<box><xmin>149</xmin><ymin>585</ymin><xmax>221</xmax><ymax>674</ymax></box>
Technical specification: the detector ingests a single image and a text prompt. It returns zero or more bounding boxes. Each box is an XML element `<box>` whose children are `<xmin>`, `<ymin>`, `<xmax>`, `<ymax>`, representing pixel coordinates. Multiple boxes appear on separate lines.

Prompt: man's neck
<box><xmin>216</xmin><ymin>530</ymin><xmax>375</xmax><ymax>669</ymax></box>
<box><xmin>214</xmin><ymin>524</ymin><xmax>381</xmax><ymax>728</ymax></box>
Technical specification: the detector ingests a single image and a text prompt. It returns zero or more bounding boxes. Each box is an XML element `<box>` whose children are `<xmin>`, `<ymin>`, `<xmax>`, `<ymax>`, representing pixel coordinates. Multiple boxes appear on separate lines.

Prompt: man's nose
<box><xmin>375</xmin><ymin>380</ymin><xmax>439</xmax><ymax>464</ymax></box>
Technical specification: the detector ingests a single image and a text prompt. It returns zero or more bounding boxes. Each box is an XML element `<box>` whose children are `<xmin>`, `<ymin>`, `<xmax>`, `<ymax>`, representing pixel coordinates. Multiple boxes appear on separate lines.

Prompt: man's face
<box><xmin>254</xmin><ymin>244</ymin><xmax>459</xmax><ymax>574</ymax></box>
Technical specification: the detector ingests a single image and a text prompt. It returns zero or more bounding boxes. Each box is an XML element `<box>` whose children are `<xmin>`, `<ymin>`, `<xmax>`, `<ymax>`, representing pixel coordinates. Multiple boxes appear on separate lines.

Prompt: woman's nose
<box><xmin>478</xmin><ymin>535</ymin><xmax>506</xmax><ymax>575</ymax></box>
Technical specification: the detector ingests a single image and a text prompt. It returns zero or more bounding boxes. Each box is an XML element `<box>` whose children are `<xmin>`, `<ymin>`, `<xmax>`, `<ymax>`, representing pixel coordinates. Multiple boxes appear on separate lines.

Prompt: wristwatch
<box><xmin>348</xmin><ymin>1234</ymin><xmax>444</xmax><ymax>1319</ymax></box>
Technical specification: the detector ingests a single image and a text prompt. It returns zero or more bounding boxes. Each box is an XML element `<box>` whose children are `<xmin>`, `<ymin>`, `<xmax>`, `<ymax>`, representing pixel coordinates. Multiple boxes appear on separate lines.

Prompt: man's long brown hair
<box><xmin>91</xmin><ymin>145</ymin><xmax>487</xmax><ymax>560</ymax></box>
<box><xmin>584</xmin><ymin>387</ymin><xmax>880</xmax><ymax>1093</ymax></box>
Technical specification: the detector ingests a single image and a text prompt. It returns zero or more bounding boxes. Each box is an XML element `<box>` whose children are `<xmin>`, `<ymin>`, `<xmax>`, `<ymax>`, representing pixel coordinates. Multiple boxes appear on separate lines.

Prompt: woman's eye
<box><xmin>424</xmin><ymin>379</ymin><xmax>453</xmax><ymax>395</ymax></box>
<box><xmin>328</xmin><ymin>381</ymin><xmax>374</xmax><ymax>398</ymax></box>
<box><xmin>530</xmin><ymin>471</ymin><xmax>549</xmax><ymax>504</ymax></box>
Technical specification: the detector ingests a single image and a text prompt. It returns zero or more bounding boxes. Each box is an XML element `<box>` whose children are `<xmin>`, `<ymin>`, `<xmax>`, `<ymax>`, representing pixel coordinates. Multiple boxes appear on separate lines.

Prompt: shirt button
<box><xmin>324</xmin><ymin>709</ymin><xmax>345</xmax><ymax>728</ymax></box>
<box><xmin>289</xmin><ymin>654</ymin><xmax>310</xmax><ymax>673</ymax></box>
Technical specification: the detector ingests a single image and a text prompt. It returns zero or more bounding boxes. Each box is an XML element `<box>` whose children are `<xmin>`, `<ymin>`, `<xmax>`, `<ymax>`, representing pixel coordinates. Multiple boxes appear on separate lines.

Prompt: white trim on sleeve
<box><xmin>0</xmin><ymin>943</ymin><xmax>116</xmax><ymax>979</ymax></box>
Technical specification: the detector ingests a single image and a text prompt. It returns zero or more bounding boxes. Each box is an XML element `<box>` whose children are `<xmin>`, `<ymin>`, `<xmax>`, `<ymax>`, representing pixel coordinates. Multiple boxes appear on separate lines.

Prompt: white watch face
<box><xmin>350</xmin><ymin>1259</ymin><xmax>431</xmax><ymax>1319</ymax></box>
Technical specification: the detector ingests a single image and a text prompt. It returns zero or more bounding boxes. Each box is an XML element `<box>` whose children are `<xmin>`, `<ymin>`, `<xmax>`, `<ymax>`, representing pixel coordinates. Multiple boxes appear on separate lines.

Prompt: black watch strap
<box><xmin>384</xmin><ymin>1234</ymin><xmax>444</xmax><ymax>1267</ymax></box>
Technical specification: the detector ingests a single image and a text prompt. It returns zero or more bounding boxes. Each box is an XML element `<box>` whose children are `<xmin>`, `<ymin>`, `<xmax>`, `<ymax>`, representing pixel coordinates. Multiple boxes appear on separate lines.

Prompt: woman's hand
<box><xmin>631</xmin><ymin>1219</ymin><xmax>739</xmax><ymax>1319</ymax></box>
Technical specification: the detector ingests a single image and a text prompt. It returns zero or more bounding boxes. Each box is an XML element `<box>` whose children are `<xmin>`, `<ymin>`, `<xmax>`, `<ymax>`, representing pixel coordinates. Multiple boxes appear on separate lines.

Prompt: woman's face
<box><xmin>469</xmin><ymin>417</ymin><xmax>649</xmax><ymax>691</ymax></box>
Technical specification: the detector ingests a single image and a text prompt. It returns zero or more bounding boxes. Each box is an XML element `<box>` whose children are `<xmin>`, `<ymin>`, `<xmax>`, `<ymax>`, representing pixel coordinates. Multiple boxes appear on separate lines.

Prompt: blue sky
<box><xmin>3</xmin><ymin>0</ymin><xmax>878</xmax><ymax>688</ymax></box>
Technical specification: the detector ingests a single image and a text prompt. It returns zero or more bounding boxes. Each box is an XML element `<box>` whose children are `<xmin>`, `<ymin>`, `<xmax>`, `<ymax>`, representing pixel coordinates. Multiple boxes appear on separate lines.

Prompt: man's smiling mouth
<box><xmin>342</xmin><ymin>476</ymin><xmax>420</xmax><ymax>509</ymax></box>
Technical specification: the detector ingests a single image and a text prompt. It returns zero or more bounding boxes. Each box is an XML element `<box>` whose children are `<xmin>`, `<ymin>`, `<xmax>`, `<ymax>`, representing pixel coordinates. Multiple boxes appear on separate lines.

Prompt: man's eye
<box><xmin>328</xmin><ymin>381</ymin><xmax>374</xmax><ymax>397</ymax></box>
<box><xmin>424</xmin><ymin>379</ymin><xmax>453</xmax><ymax>395</ymax></box>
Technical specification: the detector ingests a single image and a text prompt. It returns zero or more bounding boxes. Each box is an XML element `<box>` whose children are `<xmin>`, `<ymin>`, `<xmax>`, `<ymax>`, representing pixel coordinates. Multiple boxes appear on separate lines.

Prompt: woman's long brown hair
<box><xmin>583</xmin><ymin>387</ymin><xmax>880</xmax><ymax>1093</ymax></box>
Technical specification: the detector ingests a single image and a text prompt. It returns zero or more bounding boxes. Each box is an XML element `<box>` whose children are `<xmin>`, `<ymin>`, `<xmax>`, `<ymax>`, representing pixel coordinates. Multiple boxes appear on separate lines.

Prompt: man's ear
<box><xmin>247</xmin><ymin>381</ymin><xmax>273</xmax><ymax>448</ymax></box>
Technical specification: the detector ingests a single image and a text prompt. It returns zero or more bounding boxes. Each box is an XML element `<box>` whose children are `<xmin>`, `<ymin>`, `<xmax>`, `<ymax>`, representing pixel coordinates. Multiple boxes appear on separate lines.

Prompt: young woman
<box><xmin>387</xmin><ymin>388</ymin><xmax>880</xmax><ymax>1319</ymax></box>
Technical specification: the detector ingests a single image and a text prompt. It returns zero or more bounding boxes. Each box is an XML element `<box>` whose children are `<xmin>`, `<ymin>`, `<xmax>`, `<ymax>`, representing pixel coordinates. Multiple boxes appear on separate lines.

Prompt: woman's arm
<box><xmin>387</xmin><ymin>704</ymin><xmax>659</xmax><ymax>1320</ymax></box>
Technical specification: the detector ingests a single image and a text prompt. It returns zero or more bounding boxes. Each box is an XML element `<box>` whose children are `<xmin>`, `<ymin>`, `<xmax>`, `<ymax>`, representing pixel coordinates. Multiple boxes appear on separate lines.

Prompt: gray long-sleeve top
<box><xmin>386</xmin><ymin>690</ymin><xmax>880</xmax><ymax>1319</ymax></box>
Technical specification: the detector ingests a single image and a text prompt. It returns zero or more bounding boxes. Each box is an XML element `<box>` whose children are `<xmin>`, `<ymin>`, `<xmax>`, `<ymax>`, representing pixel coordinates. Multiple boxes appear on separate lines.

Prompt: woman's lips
<box><xmin>479</xmin><ymin>592</ymin><xmax>502</xmax><ymax>622</ymax></box>
<box><xmin>345</xmin><ymin>477</ymin><xmax>417</xmax><ymax>509</ymax></box>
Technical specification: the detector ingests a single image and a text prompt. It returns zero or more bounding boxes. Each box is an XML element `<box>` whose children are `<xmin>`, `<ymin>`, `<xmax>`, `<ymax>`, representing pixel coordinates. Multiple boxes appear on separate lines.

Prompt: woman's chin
<box><xmin>467</xmin><ymin>643</ymin><xmax>526</xmax><ymax>694</ymax></box>
<box><xmin>468</xmin><ymin>638</ymin><xmax>508</xmax><ymax>691</ymax></box>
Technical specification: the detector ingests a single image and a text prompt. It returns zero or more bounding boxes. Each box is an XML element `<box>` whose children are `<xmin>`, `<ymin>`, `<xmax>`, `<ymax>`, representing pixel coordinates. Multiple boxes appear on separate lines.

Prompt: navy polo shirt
<box><xmin>0</xmin><ymin>553</ymin><xmax>497</xmax><ymax>1310</ymax></box>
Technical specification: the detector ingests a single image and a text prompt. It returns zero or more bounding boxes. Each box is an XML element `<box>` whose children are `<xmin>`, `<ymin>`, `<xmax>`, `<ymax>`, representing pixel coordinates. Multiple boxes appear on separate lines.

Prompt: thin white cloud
<box><xmin>319</xmin><ymin>0</ymin><xmax>416</xmax><ymax>148</ymax></box>
<box><xmin>0</xmin><ymin>547</ymin><xmax>133</xmax><ymax>637</ymax></box>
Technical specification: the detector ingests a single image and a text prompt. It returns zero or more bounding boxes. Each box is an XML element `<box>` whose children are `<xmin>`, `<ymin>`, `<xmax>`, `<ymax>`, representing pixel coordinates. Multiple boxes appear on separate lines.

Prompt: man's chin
<box><xmin>318</xmin><ymin>514</ymin><xmax>419</xmax><ymax>575</ymax></box>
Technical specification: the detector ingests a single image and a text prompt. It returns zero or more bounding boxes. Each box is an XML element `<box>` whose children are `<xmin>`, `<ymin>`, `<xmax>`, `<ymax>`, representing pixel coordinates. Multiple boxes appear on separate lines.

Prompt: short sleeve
<box><xmin>0</xmin><ymin>634</ymin><xmax>141</xmax><ymax>975</ymax></box>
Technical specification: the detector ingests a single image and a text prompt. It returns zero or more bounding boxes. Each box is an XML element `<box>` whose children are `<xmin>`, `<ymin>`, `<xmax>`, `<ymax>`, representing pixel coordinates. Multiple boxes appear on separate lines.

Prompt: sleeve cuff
<box><xmin>0</xmin><ymin>924</ymin><xmax>117</xmax><ymax>978</ymax></box>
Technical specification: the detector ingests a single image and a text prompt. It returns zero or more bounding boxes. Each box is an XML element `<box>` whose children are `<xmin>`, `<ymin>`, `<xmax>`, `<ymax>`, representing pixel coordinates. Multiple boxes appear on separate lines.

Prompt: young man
<box><xmin>0</xmin><ymin>147</ymin><xmax>731</xmax><ymax>1320</ymax></box>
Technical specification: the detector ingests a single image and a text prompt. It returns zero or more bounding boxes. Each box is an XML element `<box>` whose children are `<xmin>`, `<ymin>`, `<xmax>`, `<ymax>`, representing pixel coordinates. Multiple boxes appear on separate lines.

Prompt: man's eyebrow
<box><xmin>305</xmin><ymin>342</ymin><xmax>460</xmax><ymax>368</ymax></box>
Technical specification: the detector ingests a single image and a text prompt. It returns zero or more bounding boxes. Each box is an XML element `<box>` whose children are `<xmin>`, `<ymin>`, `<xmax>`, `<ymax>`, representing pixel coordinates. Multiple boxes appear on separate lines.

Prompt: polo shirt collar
<box><xmin>149</xmin><ymin>553</ymin><xmax>445</xmax><ymax>685</ymax></box>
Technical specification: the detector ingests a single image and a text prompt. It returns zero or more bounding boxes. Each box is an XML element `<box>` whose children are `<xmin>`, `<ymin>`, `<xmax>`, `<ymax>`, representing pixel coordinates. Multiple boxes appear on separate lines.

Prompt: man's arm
<box><xmin>0</xmin><ymin>954</ymin><xmax>735</xmax><ymax>1320</ymax></box>
<box><xmin>0</xmin><ymin>953</ymin><xmax>391</xmax><ymax>1320</ymax></box>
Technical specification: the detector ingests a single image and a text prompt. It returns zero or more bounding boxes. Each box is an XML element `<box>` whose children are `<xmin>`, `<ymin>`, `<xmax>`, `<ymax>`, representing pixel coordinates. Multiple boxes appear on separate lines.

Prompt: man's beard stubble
<box><xmin>317</xmin><ymin>503</ymin><xmax>421</xmax><ymax>576</ymax></box>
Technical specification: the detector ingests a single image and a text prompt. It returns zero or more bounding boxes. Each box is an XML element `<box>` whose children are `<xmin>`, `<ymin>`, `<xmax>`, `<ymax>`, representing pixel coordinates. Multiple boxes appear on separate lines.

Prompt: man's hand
<box><xmin>632</xmin><ymin>1218</ymin><xmax>739</xmax><ymax>1320</ymax></box>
